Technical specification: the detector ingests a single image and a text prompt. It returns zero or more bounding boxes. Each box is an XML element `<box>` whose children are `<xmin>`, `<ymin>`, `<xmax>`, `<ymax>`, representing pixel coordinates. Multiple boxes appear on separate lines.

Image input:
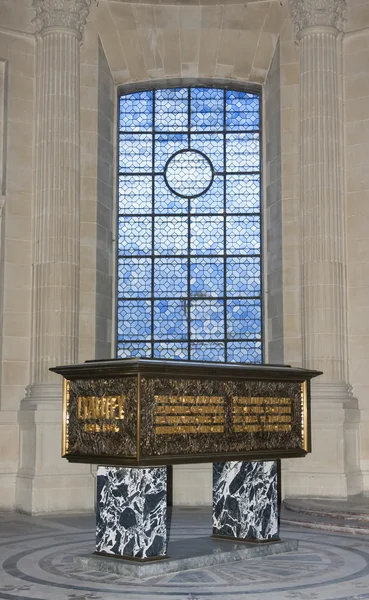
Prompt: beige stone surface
<box><xmin>90</xmin><ymin>1</ymin><xmax>284</xmax><ymax>85</ymax></box>
<box><xmin>344</xmin><ymin>28</ymin><xmax>369</xmax><ymax>493</ymax></box>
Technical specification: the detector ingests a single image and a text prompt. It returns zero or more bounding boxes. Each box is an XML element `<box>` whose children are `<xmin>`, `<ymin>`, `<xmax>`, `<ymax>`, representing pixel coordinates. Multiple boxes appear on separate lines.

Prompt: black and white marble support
<box><xmin>96</xmin><ymin>466</ymin><xmax>167</xmax><ymax>560</ymax></box>
<box><xmin>213</xmin><ymin>461</ymin><xmax>279</xmax><ymax>542</ymax></box>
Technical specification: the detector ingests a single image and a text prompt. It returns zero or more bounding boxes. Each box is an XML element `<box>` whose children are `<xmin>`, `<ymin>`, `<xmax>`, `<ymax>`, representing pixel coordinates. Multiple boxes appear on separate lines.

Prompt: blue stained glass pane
<box><xmin>226</xmin><ymin>174</ymin><xmax>260</xmax><ymax>212</ymax></box>
<box><xmin>154</xmin><ymin>175</ymin><xmax>187</xmax><ymax>213</ymax></box>
<box><xmin>155</xmin><ymin>88</ymin><xmax>188</xmax><ymax>131</ymax></box>
<box><xmin>154</xmin><ymin>342</ymin><xmax>188</xmax><ymax>360</ymax></box>
<box><xmin>154</xmin><ymin>300</ymin><xmax>187</xmax><ymax>339</ymax></box>
<box><xmin>116</xmin><ymin>87</ymin><xmax>262</xmax><ymax>363</ymax></box>
<box><xmin>190</xmin><ymin>258</ymin><xmax>224</xmax><ymax>296</ymax></box>
<box><xmin>226</xmin><ymin>91</ymin><xmax>260</xmax><ymax>130</ymax></box>
<box><xmin>154</xmin><ymin>258</ymin><xmax>187</xmax><ymax>297</ymax></box>
<box><xmin>191</xmin><ymin>216</ymin><xmax>224</xmax><ymax>255</ymax></box>
<box><xmin>118</xmin><ymin>216</ymin><xmax>151</xmax><ymax>255</ymax></box>
<box><xmin>191</xmin><ymin>342</ymin><xmax>225</xmax><ymax>362</ymax></box>
<box><xmin>226</xmin><ymin>133</ymin><xmax>259</xmax><ymax>171</ymax></box>
<box><xmin>226</xmin><ymin>257</ymin><xmax>260</xmax><ymax>297</ymax></box>
<box><xmin>155</xmin><ymin>134</ymin><xmax>188</xmax><ymax>171</ymax></box>
<box><xmin>119</xmin><ymin>134</ymin><xmax>152</xmax><ymax>172</ymax></box>
<box><xmin>117</xmin><ymin>300</ymin><xmax>151</xmax><ymax>340</ymax></box>
<box><xmin>118</xmin><ymin>258</ymin><xmax>151</xmax><ymax>298</ymax></box>
<box><xmin>190</xmin><ymin>299</ymin><xmax>224</xmax><ymax>339</ymax></box>
<box><xmin>191</xmin><ymin>134</ymin><xmax>224</xmax><ymax>171</ymax></box>
<box><xmin>227</xmin><ymin>216</ymin><xmax>260</xmax><ymax>255</ymax></box>
<box><xmin>120</xmin><ymin>91</ymin><xmax>153</xmax><ymax>132</ymax></box>
<box><xmin>191</xmin><ymin>176</ymin><xmax>224</xmax><ymax>214</ymax></box>
<box><xmin>227</xmin><ymin>341</ymin><xmax>262</xmax><ymax>363</ymax></box>
<box><xmin>118</xmin><ymin>176</ymin><xmax>152</xmax><ymax>214</ymax></box>
<box><xmin>117</xmin><ymin>342</ymin><xmax>151</xmax><ymax>358</ymax></box>
<box><xmin>227</xmin><ymin>299</ymin><xmax>261</xmax><ymax>338</ymax></box>
<box><xmin>190</xmin><ymin>88</ymin><xmax>224</xmax><ymax>131</ymax></box>
<box><xmin>154</xmin><ymin>216</ymin><xmax>187</xmax><ymax>255</ymax></box>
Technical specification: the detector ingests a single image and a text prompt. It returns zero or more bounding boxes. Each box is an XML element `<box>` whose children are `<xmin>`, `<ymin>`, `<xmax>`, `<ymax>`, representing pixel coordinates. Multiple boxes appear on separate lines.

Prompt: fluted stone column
<box><xmin>287</xmin><ymin>0</ymin><xmax>362</xmax><ymax>497</ymax></box>
<box><xmin>31</xmin><ymin>0</ymin><xmax>90</xmax><ymax>389</ymax></box>
<box><xmin>16</xmin><ymin>0</ymin><xmax>94</xmax><ymax>514</ymax></box>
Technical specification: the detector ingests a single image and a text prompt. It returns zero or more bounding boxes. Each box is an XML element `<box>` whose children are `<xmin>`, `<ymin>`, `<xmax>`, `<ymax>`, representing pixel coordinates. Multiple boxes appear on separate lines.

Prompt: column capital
<box><xmin>289</xmin><ymin>0</ymin><xmax>346</xmax><ymax>36</ymax></box>
<box><xmin>32</xmin><ymin>0</ymin><xmax>91</xmax><ymax>36</ymax></box>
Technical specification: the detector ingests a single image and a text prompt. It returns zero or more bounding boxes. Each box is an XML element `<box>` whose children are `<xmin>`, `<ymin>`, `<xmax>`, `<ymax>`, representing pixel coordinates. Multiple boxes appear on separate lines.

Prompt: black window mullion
<box><xmin>119</xmin><ymin>128</ymin><xmax>261</xmax><ymax>136</ymax></box>
<box><xmin>188</xmin><ymin>88</ymin><xmax>191</xmax><ymax>149</ymax></box>
<box><xmin>187</xmin><ymin>88</ymin><xmax>191</xmax><ymax>360</ymax></box>
<box><xmin>223</xmin><ymin>89</ymin><xmax>228</xmax><ymax>362</ymax></box>
<box><xmin>187</xmin><ymin>204</ymin><xmax>191</xmax><ymax>361</ymax></box>
<box><xmin>151</xmin><ymin>90</ymin><xmax>156</xmax><ymax>358</ymax></box>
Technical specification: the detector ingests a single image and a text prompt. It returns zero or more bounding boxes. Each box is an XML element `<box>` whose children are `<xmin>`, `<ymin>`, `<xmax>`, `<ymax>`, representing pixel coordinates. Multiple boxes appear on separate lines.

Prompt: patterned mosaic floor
<box><xmin>1</xmin><ymin>507</ymin><xmax>369</xmax><ymax>600</ymax></box>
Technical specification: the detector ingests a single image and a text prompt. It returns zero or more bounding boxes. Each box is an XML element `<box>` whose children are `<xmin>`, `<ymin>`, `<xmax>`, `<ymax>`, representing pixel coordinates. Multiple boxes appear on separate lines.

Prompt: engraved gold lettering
<box><xmin>154</xmin><ymin>394</ymin><xmax>225</xmax><ymax>435</ymax></box>
<box><xmin>77</xmin><ymin>395</ymin><xmax>125</xmax><ymax>431</ymax></box>
<box><xmin>233</xmin><ymin>396</ymin><xmax>291</xmax><ymax>405</ymax></box>
<box><xmin>234</xmin><ymin>424</ymin><xmax>292</xmax><ymax>433</ymax></box>
<box><xmin>156</xmin><ymin>405</ymin><xmax>224</xmax><ymax>414</ymax></box>
<box><xmin>104</xmin><ymin>396</ymin><xmax>111</xmax><ymax>419</ymax></box>
<box><xmin>231</xmin><ymin>396</ymin><xmax>293</xmax><ymax>433</ymax></box>
<box><xmin>117</xmin><ymin>397</ymin><xmax>125</xmax><ymax>420</ymax></box>
<box><xmin>156</xmin><ymin>425</ymin><xmax>224</xmax><ymax>435</ymax></box>
<box><xmin>77</xmin><ymin>397</ymin><xmax>83</xmax><ymax>420</ymax></box>
<box><xmin>156</xmin><ymin>415</ymin><xmax>224</xmax><ymax>425</ymax></box>
<box><xmin>154</xmin><ymin>394</ymin><xmax>223</xmax><ymax>405</ymax></box>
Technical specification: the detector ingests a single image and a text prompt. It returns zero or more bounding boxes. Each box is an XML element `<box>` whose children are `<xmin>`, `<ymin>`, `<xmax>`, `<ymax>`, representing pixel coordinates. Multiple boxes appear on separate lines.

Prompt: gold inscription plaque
<box><xmin>155</xmin><ymin>395</ymin><xmax>225</xmax><ymax>435</ymax></box>
<box><xmin>77</xmin><ymin>396</ymin><xmax>125</xmax><ymax>421</ymax></box>
<box><xmin>233</xmin><ymin>396</ymin><xmax>292</xmax><ymax>433</ymax></box>
<box><xmin>84</xmin><ymin>423</ymin><xmax>120</xmax><ymax>433</ymax></box>
<box><xmin>154</xmin><ymin>394</ymin><xmax>294</xmax><ymax>436</ymax></box>
<box><xmin>74</xmin><ymin>395</ymin><xmax>126</xmax><ymax>434</ymax></box>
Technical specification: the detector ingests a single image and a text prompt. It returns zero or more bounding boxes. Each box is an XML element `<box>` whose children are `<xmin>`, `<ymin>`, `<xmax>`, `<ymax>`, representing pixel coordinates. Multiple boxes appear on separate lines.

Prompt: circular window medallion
<box><xmin>164</xmin><ymin>149</ymin><xmax>214</xmax><ymax>198</ymax></box>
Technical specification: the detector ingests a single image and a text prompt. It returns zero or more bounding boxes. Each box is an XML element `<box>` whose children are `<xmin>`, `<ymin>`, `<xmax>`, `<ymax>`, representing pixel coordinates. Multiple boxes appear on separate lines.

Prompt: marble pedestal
<box><xmin>96</xmin><ymin>466</ymin><xmax>167</xmax><ymax>560</ymax></box>
<box><xmin>213</xmin><ymin>461</ymin><xmax>279</xmax><ymax>542</ymax></box>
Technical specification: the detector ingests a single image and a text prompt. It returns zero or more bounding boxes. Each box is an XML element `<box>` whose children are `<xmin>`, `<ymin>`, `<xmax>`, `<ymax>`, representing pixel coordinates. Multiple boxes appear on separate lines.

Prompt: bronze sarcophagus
<box><xmin>50</xmin><ymin>358</ymin><xmax>321</xmax><ymax>466</ymax></box>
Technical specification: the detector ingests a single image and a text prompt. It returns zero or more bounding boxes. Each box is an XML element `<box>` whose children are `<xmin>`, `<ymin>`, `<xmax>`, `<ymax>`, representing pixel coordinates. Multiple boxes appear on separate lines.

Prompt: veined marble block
<box><xmin>96</xmin><ymin>466</ymin><xmax>167</xmax><ymax>559</ymax></box>
<box><xmin>213</xmin><ymin>461</ymin><xmax>279</xmax><ymax>542</ymax></box>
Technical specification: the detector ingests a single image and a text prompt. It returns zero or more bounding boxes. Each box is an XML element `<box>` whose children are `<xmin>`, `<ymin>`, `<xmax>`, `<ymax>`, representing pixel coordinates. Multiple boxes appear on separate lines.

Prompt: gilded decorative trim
<box><xmin>62</xmin><ymin>378</ymin><xmax>70</xmax><ymax>455</ymax></box>
<box><xmin>301</xmin><ymin>380</ymin><xmax>309</xmax><ymax>452</ymax></box>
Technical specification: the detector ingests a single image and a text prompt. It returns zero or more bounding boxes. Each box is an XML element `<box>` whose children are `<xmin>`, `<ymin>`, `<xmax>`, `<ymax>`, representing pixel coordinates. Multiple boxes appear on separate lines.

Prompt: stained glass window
<box><xmin>117</xmin><ymin>87</ymin><xmax>262</xmax><ymax>363</ymax></box>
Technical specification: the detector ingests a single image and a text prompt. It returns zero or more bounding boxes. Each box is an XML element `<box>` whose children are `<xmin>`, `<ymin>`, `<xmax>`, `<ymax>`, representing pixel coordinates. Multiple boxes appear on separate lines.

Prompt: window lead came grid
<box><xmin>117</xmin><ymin>87</ymin><xmax>262</xmax><ymax>364</ymax></box>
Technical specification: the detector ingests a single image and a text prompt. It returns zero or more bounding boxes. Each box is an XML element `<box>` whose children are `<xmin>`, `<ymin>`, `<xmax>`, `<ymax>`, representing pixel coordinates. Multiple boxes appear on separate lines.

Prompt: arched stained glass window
<box><xmin>117</xmin><ymin>87</ymin><xmax>262</xmax><ymax>363</ymax></box>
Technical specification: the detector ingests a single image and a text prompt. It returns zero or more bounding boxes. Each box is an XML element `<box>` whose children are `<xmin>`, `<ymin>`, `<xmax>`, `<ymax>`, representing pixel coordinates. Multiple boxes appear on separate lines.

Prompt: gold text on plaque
<box><xmin>77</xmin><ymin>396</ymin><xmax>125</xmax><ymax>431</ymax></box>
<box><xmin>154</xmin><ymin>395</ymin><xmax>225</xmax><ymax>435</ymax></box>
<box><xmin>232</xmin><ymin>396</ymin><xmax>293</xmax><ymax>433</ymax></box>
<box><xmin>84</xmin><ymin>423</ymin><xmax>120</xmax><ymax>433</ymax></box>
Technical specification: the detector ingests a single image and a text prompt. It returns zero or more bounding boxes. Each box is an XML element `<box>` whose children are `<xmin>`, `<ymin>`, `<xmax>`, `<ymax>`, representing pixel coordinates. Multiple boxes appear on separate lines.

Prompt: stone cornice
<box><xmin>289</xmin><ymin>0</ymin><xmax>346</xmax><ymax>35</ymax></box>
<box><xmin>32</xmin><ymin>0</ymin><xmax>91</xmax><ymax>36</ymax></box>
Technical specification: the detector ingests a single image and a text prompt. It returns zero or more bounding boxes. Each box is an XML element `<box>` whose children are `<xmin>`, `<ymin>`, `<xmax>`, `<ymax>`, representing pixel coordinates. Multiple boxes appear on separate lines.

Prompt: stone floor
<box><xmin>1</xmin><ymin>501</ymin><xmax>369</xmax><ymax>600</ymax></box>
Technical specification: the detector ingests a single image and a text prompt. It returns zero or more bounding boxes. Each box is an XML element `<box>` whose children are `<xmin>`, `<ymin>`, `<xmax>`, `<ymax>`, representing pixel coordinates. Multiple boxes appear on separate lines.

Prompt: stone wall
<box><xmin>344</xmin><ymin>24</ymin><xmax>369</xmax><ymax>492</ymax></box>
<box><xmin>0</xmin><ymin>23</ymin><xmax>34</xmax><ymax>509</ymax></box>
<box><xmin>79</xmin><ymin>29</ymin><xmax>114</xmax><ymax>364</ymax></box>
<box><xmin>265</xmin><ymin>41</ymin><xmax>283</xmax><ymax>364</ymax></box>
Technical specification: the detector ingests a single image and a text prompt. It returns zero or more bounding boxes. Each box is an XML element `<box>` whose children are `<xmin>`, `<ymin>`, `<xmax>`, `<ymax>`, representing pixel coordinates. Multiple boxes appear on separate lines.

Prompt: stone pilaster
<box><xmin>285</xmin><ymin>0</ymin><xmax>362</xmax><ymax>498</ymax></box>
<box><xmin>31</xmin><ymin>0</ymin><xmax>89</xmax><ymax>388</ymax></box>
<box><xmin>16</xmin><ymin>0</ymin><xmax>94</xmax><ymax>514</ymax></box>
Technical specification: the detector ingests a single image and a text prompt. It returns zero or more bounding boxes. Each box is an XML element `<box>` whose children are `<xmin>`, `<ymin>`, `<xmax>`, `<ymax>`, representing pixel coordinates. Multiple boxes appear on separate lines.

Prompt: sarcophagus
<box><xmin>50</xmin><ymin>358</ymin><xmax>321</xmax><ymax>466</ymax></box>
